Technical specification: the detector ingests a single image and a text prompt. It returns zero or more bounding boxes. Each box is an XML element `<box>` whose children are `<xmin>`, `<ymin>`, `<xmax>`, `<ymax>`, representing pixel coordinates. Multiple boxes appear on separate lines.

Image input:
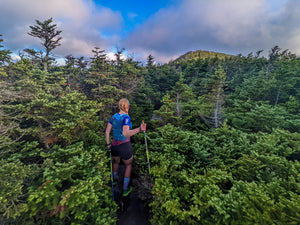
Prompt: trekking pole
<box><xmin>109</xmin><ymin>151</ymin><xmax>114</xmax><ymax>201</ymax></box>
<box><xmin>142</xmin><ymin>120</ymin><xmax>152</xmax><ymax>184</ymax></box>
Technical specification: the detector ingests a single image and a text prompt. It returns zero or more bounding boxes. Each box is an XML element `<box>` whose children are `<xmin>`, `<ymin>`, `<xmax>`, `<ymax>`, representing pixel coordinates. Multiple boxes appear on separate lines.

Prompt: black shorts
<box><xmin>111</xmin><ymin>142</ymin><xmax>133</xmax><ymax>160</ymax></box>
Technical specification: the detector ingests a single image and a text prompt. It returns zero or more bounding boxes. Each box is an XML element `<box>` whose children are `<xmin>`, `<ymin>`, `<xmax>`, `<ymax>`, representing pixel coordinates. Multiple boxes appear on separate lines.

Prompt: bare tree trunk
<box><xmin>275</xmin><ymin>86</ymin><xmax>281</xmax><ymax>105</ymax></box>
<box><xmin>68</xmin><ymin>75</ymin><xmax>72</xmax><ymax>90</ymax></box>
<box><xmin>43</xmin><ymin>55</ymin><xmax>48</xmax><ymax>71</ymax></box>
<box><xmin>213</xmin><ymin>103</ymin><xmax>219</xmax><ymax>128</ymax></box>
<box><xmin>176</xmin><ymin>92</ymin><xmax>180</xmax><ymax>116</ymax></box>
<box><xmin>213</xmin><ymin>86</ymin><xmax>224</xmax><ymax>128</ymax></box>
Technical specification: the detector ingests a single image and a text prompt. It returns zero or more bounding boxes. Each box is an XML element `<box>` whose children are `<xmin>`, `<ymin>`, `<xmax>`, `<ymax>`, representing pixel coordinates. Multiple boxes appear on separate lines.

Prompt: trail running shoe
<box><xmin>123</xmin><ymin>187</ymin><xmax>133</xmax><ymax>197</ymax></box>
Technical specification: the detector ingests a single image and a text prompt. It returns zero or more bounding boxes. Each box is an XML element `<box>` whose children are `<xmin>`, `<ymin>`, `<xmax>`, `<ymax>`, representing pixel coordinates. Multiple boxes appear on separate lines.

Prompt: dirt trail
<box><xmin>116</xmin><ymin>190</ymin><xmax>151</xmax><ymax>225</ymax></box>
<box><xmin>114</xmin><ymin>163</ymin><xmax>151</xmax><ymax>225</ymax></box>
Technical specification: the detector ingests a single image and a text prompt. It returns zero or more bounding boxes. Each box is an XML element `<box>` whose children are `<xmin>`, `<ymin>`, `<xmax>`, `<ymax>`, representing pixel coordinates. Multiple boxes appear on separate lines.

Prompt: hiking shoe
<box><xmin>123</xmin><ymin>187</ymin><xmax>133</xmax><ymax>197</ymax></box>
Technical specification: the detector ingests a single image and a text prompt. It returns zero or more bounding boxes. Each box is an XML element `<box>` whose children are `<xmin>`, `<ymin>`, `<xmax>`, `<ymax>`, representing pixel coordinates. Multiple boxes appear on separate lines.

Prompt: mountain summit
<box><xmin>174</xmin><ymin>50</ymin><xmax>233</xmax><ymax>62</ymax></box>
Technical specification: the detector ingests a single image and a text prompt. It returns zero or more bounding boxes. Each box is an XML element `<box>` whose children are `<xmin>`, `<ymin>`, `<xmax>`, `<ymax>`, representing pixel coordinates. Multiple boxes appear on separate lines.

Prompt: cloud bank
<box><xmin>1</xmin><ymin>0</ymin><xmax>300</xmax><ymax>63</ymax></box>
<box><xmin>123</xmin><ymin>0</ymin><xmax>300</xmax><ymax>62</ymax></box>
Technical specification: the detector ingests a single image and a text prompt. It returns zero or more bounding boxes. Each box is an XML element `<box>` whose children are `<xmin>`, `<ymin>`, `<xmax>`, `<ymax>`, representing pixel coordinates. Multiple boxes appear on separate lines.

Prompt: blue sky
<box><xmin>96</xmin><ymin>0</ymin><xmax>180</xmax><ymax>37</ymax></box>
<box><xmin>0</xmin><ymin>0</ymin><xmax>299</xmax><ymax>63</ymax></box>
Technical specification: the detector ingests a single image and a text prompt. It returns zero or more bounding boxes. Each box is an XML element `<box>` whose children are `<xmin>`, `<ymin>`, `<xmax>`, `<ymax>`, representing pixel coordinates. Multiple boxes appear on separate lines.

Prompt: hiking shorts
<box><xmin>111</xmin><ymin>142</ymin><xmax>133</xmax><ymax>160</ymax></box>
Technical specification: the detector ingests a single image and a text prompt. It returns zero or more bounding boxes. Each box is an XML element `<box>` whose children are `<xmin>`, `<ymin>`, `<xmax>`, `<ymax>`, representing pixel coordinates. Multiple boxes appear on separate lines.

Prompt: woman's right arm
<box><xmin>105</xmin><ymin>123</ymin><xmax>112</xmax><ymax>149</ymax></box>
<box><xmin>122</xmin><ymin>123</ymin><xmax>146</xmax><ymax>138</ymax></box>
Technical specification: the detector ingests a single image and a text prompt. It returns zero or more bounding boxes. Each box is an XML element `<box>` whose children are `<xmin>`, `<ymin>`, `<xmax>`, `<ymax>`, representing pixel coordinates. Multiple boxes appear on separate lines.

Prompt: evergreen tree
<box><xmin>111</xmin><ymin>48</ymin><xmax>141</xmax><ymax>97</ymax></box>
<box><xmin>63</xmin><ymin>54</ymin><xmax>77</xmax><ymax>90</ymax></box>
<box><xmin>88</xmin><ymin>47</ymin><xmax>109</xmax><ymax>94</ymax></box>
<box><xmin>0</xmin><ymin>35</ymin><xmax>11</xmax><ymax>78</ymax></box>
<box><xmin>199</xmin><ymin>65</ymin><xmax>227</xmax><ymax>128</ymax></box>
<box><xmin>146</xmin><ymin>54</ymin><xmax>155</xmax><ymax>68</ymax></box>
<box><xmin>154</xmin><ymin>75</ymin><xmax>197</xmax><ymax>128</ymax></box>
<box><xmin>22</xmin><ymin>48</ymin><xmax>44</xmax><ymax>69</ymax></box>
<box><xmin>0</xmin><ymin>34</ymin><xmax>11</xmax><ymax>66</ymax></box>
<box><xmin>90</xmin><ymin>47</ymin><xmax>108</xmax><ymax>71</ymax></box>
<box><xmin>269</xmin><ymin>55</ymin><xmax>300</xmax><ymax>105</ymax></box>
<box><xmin>27</xmin><ymin>18</ymin><xmax>62</xmax><ymax>71</ymax></box>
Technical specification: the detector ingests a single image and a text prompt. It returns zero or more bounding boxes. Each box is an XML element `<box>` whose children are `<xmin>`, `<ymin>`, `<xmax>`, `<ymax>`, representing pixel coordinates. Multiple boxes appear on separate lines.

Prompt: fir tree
<box><xmin>27</xmin><ymin>18</ymin><xmax>62</xmax><ymax>71</ymax></box>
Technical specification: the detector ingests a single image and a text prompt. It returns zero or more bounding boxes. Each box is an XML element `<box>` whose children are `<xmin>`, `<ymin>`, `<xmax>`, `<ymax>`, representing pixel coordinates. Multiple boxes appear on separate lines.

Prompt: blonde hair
<box><xmin>119</xmin><ymin>98</ymin><xmax>129</xmax><ymax>114</ymax></box>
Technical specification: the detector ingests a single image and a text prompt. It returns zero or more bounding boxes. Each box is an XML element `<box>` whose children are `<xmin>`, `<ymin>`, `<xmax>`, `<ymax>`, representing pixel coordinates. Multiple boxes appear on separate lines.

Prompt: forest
<box><xmin>1</xmin><ymin>18</ymin><xmax>300</xmax><ymax>225</ymax></box>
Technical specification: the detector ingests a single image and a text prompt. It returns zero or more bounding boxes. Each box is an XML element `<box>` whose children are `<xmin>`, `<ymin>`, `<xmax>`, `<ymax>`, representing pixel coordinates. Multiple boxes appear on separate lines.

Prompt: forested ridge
<box><xmin>1</xmin><ymin>19</ymin><xmax>300</xmax><ymax>225</ymax></box>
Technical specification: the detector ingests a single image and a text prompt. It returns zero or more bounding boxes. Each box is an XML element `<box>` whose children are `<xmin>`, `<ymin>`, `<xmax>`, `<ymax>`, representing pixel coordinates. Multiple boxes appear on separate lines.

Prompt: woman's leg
<box><xmin>122</xmin><ymin>156</ymin><xmax>133</xmax><ymax>193</ymax></box>
<box><xmin>112</xmin><ymin>156</ymin><xmax>120</xmax><ymax>174</ymax></box>
<box><xmin>123</xmin><ymin>155</ymin><xmax>133</xmax><ymax>178</ymax></box>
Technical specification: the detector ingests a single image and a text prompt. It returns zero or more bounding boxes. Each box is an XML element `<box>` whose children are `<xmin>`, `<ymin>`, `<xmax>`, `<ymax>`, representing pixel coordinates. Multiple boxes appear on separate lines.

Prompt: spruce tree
<box><xmin>28</xmin><ymin>18</ymin><xmax>62</xmax><ymax>71</ymax></box>
<box><xmin>0</xmin><ymin>34</ymin><xmax>11</xmax><ymax>65</ymax></box>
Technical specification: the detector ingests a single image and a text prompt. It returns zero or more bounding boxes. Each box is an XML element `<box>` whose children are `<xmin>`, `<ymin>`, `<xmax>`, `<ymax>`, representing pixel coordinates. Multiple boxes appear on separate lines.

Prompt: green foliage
<box><xmin>147</xmin><ymin>124</ymin><xmax>300</xmax><ymax>224</ymax></box>
<box><xmin>27</xmin><ymin>143</ymin><xmax>117</xmax><ymax>224</ymax></box>
<box><xmin>26</xmin><ymin>91</ymin><xmax>103</xmax><ymax>147</ymax></box>
<box><xmin>225</xmin><ymin>99</ymin><xmax>300</xmax><ymax>133</ymax></box>
<box><xmin>1</xmin><ymin>59</ymin><xmax>116</xmax><ymax>223</ymax></box>
<box><xmin>150</xmin><ymin>168</ymin><xmax>232</xmax><ymax>225</ymax></box>
<box><xmin>0</xmin><ymin>160</ymin><xmax>39</xmax><ymax>220</ymax></box>
<box><xmin>253</xmin><ymin>129</ymin><xmax>300</xmax><ymax>157</ymax></box>
<box><xmin>152</xmin><ymin>77</ymin><xmax>208</xmax><ymax>131</ymax></box>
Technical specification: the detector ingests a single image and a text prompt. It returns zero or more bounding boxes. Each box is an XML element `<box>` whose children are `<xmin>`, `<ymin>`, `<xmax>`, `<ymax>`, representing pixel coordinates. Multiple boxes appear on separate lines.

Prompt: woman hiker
<box><xmin>105</xmin><ymin>98</ymin><xmax>147</xmax><ymax>196</ymax></box>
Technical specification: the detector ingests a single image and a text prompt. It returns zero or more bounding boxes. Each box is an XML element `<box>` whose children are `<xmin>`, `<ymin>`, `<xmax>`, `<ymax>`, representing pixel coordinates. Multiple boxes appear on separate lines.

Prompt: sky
<box><xmin>0</xmin><ymin>0</ymin><xmax>299</xmax><ymax>64</ymax></box>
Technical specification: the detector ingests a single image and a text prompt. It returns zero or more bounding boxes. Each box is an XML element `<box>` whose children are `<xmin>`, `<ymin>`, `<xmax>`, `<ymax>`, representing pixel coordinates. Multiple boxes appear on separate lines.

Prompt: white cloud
<box><xmin>286</xmin><ymin>28</ymin><xmax>300</xmax><ymax>54</ymax></box>
<box><xmin>203</xmin><ymin>0</ymin><xmax>267</xmax><ymax>46</ymax></box>
<box><xmin>10</xmin><ymin>54</ymin><xmax>21</xmax><ymax>62</ymax></box>
<box><xmin>0</xmin><ymin>0</ymin><xmax>123</xmax><ymax>58</ymax></box>
<box><xmin>106</xmin><ymin>52</ymin><xmax>127</xmax><ymax>61</ymax></box>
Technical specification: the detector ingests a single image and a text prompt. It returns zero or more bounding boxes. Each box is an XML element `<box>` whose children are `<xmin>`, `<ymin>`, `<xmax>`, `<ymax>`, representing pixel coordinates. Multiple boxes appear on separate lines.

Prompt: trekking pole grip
<box><xmin>142</xmin><ymin>120</ymin><xmax>146</xmax><ymax>134</ymax></box>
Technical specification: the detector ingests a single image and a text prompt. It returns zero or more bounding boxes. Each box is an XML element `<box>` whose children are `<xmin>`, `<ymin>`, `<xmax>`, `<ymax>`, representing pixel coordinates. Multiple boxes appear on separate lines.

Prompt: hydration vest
<box><xmin>111</xmin><ymin>113</ymin><xmax>130</xmax><ymax>141</ymax></box>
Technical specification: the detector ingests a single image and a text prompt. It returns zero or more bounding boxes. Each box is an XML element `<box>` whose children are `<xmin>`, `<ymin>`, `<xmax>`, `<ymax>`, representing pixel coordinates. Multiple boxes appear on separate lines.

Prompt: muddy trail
<box><xmin>113</xmin><ymin>163</ymin><xmax>152</xmax><ymax>225</ymax></box>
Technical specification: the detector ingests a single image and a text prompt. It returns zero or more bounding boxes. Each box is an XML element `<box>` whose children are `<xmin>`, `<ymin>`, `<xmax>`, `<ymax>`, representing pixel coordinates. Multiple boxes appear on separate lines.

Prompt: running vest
<box><xmin>111</xmin><ymin>113</ymin><xmax>132</xmax><ymax>141</ymax></box>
